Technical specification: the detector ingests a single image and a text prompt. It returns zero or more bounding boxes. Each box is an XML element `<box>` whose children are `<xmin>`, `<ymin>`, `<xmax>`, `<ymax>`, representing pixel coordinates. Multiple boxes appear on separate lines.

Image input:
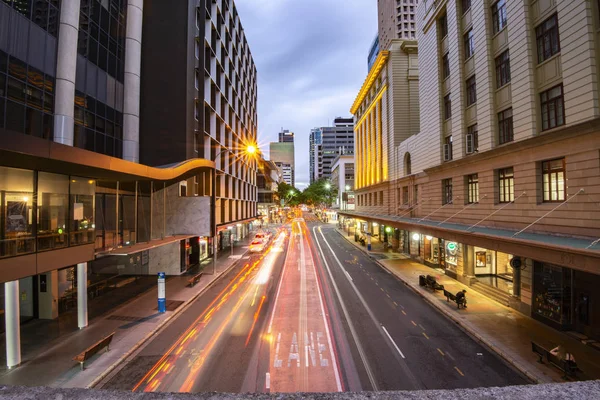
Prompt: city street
<box><xmin>100</xmin><ymin>215</ymin><xmax>528</xmax><ymax>393</ymax></box>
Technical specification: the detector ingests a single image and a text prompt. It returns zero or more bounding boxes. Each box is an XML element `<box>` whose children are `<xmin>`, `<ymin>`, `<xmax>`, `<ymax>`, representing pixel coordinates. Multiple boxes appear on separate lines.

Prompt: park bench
<box><xmin>443</xmin><ymin>289</ymin><xmax>466</xmax><ymax>308</ymax></box>
<box><xmin>531</xmin><ymin>341</ymin><xmax>581</xmax><ymax>380</ymax></box>
<box><xmin>421</xmin><ymin>275</ymin><xmax>444</xmax><ymax>291</ymax></box>
<box><xmin>188</xmin><ymin>272</ymin><xmax>203</xmax><ymax>287</ymax></box>
<box><xmin>73</xmin><ymin>332</ymin><xmax>115</xmax><ymax>370</ymax></box>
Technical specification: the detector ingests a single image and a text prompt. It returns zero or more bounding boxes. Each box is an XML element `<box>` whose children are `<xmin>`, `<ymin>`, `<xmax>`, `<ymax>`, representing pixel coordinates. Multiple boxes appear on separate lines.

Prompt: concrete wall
<box><xmin>152</xmin><ymin>184</ymin><xmax>211</xmax><ymax>240</ymax></box>
<box><xmin>148</xmin><ymin>241</ymin><xmax>181</xmax><ymax>276</ymax></box>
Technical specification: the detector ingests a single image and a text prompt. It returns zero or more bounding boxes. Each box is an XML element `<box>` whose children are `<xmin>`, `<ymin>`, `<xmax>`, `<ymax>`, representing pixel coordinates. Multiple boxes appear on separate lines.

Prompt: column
<box><xmin>5</xmin><ymin>280</ymin><xmax>21</xmax><ymax>368</ymax></box>
<box><xmin>77</xmin><ymin>262</ymin><xmax>88</xmax><ymax>329</ymax></box>
<box><xmin>123</xmin><ymin>0</ymin><xmax>144</xmax><ymax>162</ymax></box>
<box><xmin>53</xmin><ymin>0</ymin><xmax>81</xmax><ymax>145</ymax></box>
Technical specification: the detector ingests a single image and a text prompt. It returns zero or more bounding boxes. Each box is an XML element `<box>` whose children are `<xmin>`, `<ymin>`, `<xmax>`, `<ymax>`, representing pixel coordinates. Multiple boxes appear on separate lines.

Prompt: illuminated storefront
<box><xmin>471</xmin><ymin>247</ymin><xmax>514</xmax><ymax>295</ymax></box>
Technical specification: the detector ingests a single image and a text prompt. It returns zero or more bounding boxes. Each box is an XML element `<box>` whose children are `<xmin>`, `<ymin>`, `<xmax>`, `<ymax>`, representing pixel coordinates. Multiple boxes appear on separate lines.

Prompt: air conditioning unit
<box><xmin>443</xmin><ymin>144</ymin><xmax>451</xmax><ymax>161</ymax></box>
<box><xmin>466</xmin><ymin>134</ymin><xmax>474</xmax><ymax>154</ymax></box>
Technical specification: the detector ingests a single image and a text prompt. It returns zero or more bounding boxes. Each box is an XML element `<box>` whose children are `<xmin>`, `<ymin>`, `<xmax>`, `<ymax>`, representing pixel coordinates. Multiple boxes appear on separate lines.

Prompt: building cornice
<box><xmin>350</xmin><ymin>50</ymin><xmax>390</xmax><ymax>114</ymax></box>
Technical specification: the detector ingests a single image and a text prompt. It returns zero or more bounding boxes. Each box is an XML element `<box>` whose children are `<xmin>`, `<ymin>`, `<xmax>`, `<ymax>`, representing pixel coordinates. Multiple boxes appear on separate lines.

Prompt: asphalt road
<box><xmin>101</xmin><ymin>215</ymin><xmax>528</xmax><ymax>394</ymax></box>
<box><xmin>307</xmin><ymin>222</ymin><xmax>529</xmax><ymax>390</ymax></box>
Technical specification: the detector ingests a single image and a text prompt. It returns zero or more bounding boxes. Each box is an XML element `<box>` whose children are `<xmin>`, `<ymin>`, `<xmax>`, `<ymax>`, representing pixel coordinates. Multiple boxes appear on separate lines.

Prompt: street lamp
<box><xmin>345</xmin><ymin>185</ymin><xmax>351</xmax><ymax>191</ymax></box>
<box><xmin>211</xmin><ymin>143</ymin><xmax>258</xmax><ymax>274</ymax></box>
<box><xmin>325</xmin><ymin>183</ymin><xmax>331</xmax><ymax>190</ymax></box>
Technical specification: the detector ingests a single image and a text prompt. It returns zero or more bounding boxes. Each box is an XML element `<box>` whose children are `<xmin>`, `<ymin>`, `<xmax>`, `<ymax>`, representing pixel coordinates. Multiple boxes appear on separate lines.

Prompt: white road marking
<box><xmin>381</xmin><ymin>325</ymin><xmax>405</xmax><ymax>359</ymax></box>
<box><xmin>265</xmin><ymin>372</ymin><xmax>270</xmax><ymax>390</ymax></box>
<box><xmin>344</xmin><ymin>269</ymin><xmax>353</xmax><ymax>282</ymax></box>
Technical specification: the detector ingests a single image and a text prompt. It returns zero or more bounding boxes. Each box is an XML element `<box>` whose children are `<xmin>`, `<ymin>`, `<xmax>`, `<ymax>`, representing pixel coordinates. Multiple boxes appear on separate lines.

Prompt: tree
<box><xmin>275</xmin><ymin>182</ymin><xmax>301</xmax><ymax>206</ymax></box>
<box><xmin>301</xmin><ymin>178</ymin><xmax>337</xmax><ymax>207</ymax></box>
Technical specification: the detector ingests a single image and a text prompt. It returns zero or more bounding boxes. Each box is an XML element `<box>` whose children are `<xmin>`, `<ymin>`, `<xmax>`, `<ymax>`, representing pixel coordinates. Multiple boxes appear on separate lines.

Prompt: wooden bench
<box><xmin>73</xmin><ymin>332</ymin><xmax>115</xmax><ymax>370</ymax></box>
<box><xmin>531</xmin><ymin>341</ymin><xmax>580</xmax><ymax>380</ymax></box>
<box><xmin>188</xmin><ymin>272</ymin><xmax>203</xmax><ymax>287</ymax></box>
<box><xmin>532</xmin><ymin>341</ymin><xmax>548</xmax><ymax>363</ymax></box>
<box><xmin>425</xmin><ymin>275</ymin><xmax>445</xmax><ymax>291</ymax></box>
<box><xmin>443</xmin><ymin>289</ymin><xmax>466</xmax><ymax>308</ymax></box>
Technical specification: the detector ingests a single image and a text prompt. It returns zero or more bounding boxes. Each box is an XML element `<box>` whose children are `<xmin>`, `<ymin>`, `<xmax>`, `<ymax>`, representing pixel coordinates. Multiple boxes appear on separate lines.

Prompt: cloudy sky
<box><xmin>236</xmin><ymin>0</ymin><xmax>377</xmax><ymax>189</ymax></box>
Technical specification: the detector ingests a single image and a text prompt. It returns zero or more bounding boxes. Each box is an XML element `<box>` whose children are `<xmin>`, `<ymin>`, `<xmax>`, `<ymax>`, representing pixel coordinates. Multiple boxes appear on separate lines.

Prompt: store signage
<box><xmin>157</xmin><ymin>272</ymin><xmax>166</xmax><ymax>313</ymax></box>
<box><xmin>446</xmin><ymin>242</ymin><xmax>457</xmax><ymax>251</ymax></box>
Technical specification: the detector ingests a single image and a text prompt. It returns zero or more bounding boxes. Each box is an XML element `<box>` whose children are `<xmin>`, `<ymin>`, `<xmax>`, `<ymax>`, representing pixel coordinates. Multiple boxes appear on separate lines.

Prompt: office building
<box><xmin>309</xmin><ymin>128</ymin><xmax>323</xmax><ymax>184</ymax></box>
<box><xmin>311</xmin><ymin>117</ymin><xmax>355</xmax><ymax>182</ymax></box>
<box><xmin>378</xmin><ymin>0</ymin><xmax>419</xmax><ymax>50</ymax></box>
<box><xmin>331</xmin><ymin>154</ymin><xmax>355</xmax><ymax>210</ymax></box>
<box><xmin>257</xmin><ymin>155</ymin><xmax>281</xmax><ymax>224</ymax></box>
<box><xmin>341</xmin><ymin>0</ymin><xmax>600</xmax><ymax>340</ymax></box>
<box><xmin>269</xmin><ymin>129</ymin><xmax>295</xmax><ymax>186</ymax></box>
<box><xmin>368</xmin><ymin>34</ymin><xmax>380</xmax><ymax>71</ymax></box>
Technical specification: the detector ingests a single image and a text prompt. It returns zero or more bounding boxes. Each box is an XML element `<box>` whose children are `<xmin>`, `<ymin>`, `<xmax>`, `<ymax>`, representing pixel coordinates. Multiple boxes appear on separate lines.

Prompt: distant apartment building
<box><xmin>310</xmin><ymin>117</ymin><xmax>355</xmax><ymax>182</ymax></box>
<box><xmin>270</xmin><ymin>128</ymin><xmax>295</xmax><ymax>186</ymax></box>
<box><xmin>378</xmin><ymin>0</ymin><xmax>419</xmax><ymax>50</ymax></box>
<box><xmin>342</xmin><ymin>0</ymin><xmax>600</xmax><ymax>340</ymax></box>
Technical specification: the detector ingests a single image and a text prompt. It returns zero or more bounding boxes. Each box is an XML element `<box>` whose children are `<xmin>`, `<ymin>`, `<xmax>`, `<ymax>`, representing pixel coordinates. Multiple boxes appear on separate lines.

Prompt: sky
<box><xmin>236</xmin><ymin>0</ymin><xmax>378</xmax><ymax>189</ymax></box>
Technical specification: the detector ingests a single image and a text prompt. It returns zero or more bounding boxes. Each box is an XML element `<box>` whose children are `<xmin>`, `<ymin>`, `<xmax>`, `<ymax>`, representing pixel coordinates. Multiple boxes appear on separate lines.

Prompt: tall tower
<box><xmin>378</xmin><ymin>0</ymin><xmax>419</xmax><ymax>50</ymax></box>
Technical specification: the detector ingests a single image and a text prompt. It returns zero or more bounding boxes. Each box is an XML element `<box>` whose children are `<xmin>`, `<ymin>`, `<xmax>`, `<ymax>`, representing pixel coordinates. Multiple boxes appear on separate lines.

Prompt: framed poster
<box><xmin>6</xmin><ymin>201</ymin><xmax>27</xmax><ymax>232</ymax></box>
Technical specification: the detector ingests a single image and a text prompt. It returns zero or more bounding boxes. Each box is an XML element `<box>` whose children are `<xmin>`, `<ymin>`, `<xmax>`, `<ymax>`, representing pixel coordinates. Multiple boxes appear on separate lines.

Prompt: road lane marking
<box><xmin>393</xmin><ymin>302</ymin><xmax>398</xmax><ymax>306</ymax></box>
<box><xmin>265</xmin><ymin>372</ymin><xmax>270</xmax><ymax>390</ymax></box>
<box><xmin>437</xmin><ymin>348</ymin><xmax>445</xmax><ymax>356</ymax></box>
<box><xmin>446</xmin><ymin>351</ymin><xmax>455</xmax><ymax>361</ymax></box>
<box><xmin>380</xmin><ymin>287</ymin><xmax>384</xmax><ymax>292</ymax></box>
<box><xmin>454</xmin><ymin>366</ymin><xmax>465</xmax><ymax>376</ymax></box>
<box><xmin>419</xmin><ymin>324</ymin><xmax>425</xmax><ymax>331</ymax></box>
<box><xmin>313</xmin><ymin>226</ymin><xmax>378</xmax><ymax>391</ymax></box>
<box><xmin>343</xmin><ymin>269</ymin><xmax>353</xmax><ymax>282</ymax></box>
<box><xmin>267</xmin><ymin>233</ymin><xmax>291</xmax><ymax>334</ymax></box>
<box><xmin>401</xmin><ymin>310</ymin><xmax>407</xmax><ymax>316</ymax></box>
<box><xmin>411</xmin><ymin>321</ymin><xmax>417</xmax><ymax>326</ymax></box>
<box><xmin>422</xmin><ymin>333</ymin><xmax>430</xmax><ymax>340</ymax></box>
<box><xmin>386</xmin><ymin>293</ymin><xmax>391</xmax><ymax>298</ymax></box>
<box><xmin>381</xmin><ymin>325</ymin><xmax>405</xmax><ymax>359</ymax></box>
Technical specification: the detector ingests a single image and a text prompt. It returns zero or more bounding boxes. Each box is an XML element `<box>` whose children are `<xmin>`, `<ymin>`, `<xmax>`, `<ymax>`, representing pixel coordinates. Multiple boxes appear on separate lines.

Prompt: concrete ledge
<box><xmin>1</xmin><ymin>381</ymin><xmax>600</xmax><ymax>399</ymax></box>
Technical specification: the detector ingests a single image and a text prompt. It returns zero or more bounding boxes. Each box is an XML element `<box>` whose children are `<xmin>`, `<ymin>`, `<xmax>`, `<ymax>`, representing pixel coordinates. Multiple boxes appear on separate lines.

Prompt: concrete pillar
<box><xmin>77</xmin><ymin>263</ymin><xmax>88</xmax><ymax>329</ymax></box>
<box><xmin>367</xmin><ymin>222</ymin><xmax>372</xmax><ymax>251</ymax></box>
<box><xmin>122</xmin><ymin>0</ymin><xmax>144</xmax><ymax>162</ymax></box>
<box><xmin>5</xmin><ymin>281</ymin><xmax>21</xmax><ymax>368</ymax></box>
<box><xmin>38</xmin><ymin>271</ymin><xmax>59</xmax><ymax>320</ymax></box>
<box><xmin>53</xmin><ymin>0</ymin><xmax>81</xmax><ymax>145</ymax></box>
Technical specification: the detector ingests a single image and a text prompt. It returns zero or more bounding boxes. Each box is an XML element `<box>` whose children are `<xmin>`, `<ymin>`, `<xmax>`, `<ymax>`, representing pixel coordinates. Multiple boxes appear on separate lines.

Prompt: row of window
<box><xmin>441</xmin><ymin>158</ymin><xmax>566</xmax><ymax>206</ymax></box>
<box><xmin>357</xmin><ymin>191</ymin><xmax>384</xmax><ymax>207</ymax></box>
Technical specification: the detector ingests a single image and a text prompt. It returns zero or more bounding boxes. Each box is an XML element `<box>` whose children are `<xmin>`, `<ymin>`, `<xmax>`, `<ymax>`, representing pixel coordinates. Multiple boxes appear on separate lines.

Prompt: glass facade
<box><xmin>0</xmin><ymin>167</ymin><xmax>96</xmax><ymax>259</ymax></box>
<box><xmin>533</xmin><ymin>262</ymin><xmax>572</xmax><ymax>327</ymax></box>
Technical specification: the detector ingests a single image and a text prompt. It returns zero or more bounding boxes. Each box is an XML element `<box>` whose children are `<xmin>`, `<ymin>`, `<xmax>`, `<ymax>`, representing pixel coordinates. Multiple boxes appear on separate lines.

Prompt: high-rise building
<box><xmin>140</xmin><ymin>0</ymin><xmax>258</xmax><ymax>232</ymax></box>
<box><xmin>378</xmin><ymin>0</ymin><xmax>419</xmax><ymax>50</ymax></box>
<box><xmin>270</xmin><ymin>128</ymin><xmax>295</xmax><ymax>186</ymax></box>
<box><xmin>311</xmin><ymin>117</ymin><xmax>356</xmax><ymax>183</ymax></box>
<box><xmin>368</xmin><ymin>34</ymin><xmax>380</xmax><ymax>71</ymax></box>
<box><xmin>341</xmin><ymin>0</ymin><xmax>600</xmax><ymax>340</ymax></box>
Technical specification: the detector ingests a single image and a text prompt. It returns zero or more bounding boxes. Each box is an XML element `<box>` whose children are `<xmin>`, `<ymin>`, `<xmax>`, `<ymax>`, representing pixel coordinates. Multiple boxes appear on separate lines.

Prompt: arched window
<box><xmin>404</xmin><ymin>153</ymin><xmax>412</xmax><ymax>176</ymax></box>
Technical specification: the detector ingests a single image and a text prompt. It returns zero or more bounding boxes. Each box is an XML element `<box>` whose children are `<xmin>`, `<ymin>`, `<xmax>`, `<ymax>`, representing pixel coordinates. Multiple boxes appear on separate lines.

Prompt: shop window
<box><xmin>464</xmin><ymin>29</ymin><xmax>474</xmax><ymax>59</ymax></box>
<box><xmin>442</xmin><ymin>178</ymin><xmax>453</xmax><ymax>205</ymax></box>
<box><xmin>542</xmin><ymin>158</ymin><xmax>566</xmax><ymax>202</ymax></box>
<box><xmin>498</xmin><ymin>167</ymin><xmax>514</xmax><ymax>203</ymax></box>
<box><xmin>495</xmin><ymin>50</ymin><xmax>511</xmax><ymax>88</ymax></box>
<box><xmin>466</xmin><ymin>75</ymin><xmax>477</xmax><ymax>106</ymax></box>
<box><xmin>492</xmin><ymin>0</ymin><xmax>507</xmax><ymax>34</ymax></box>
<box><xmin>540</xmin><ymin>84</ymin><xmax>564</xmax><ymax>131</ymax></box>
<box><xmin>37</xmin><ymin>172</ymin><xmax>69</xmax><ymax>251</ymax></box>
<box><xmin>533</xmin><ymin>263</ymin><xmax>572</xmax><ymax>326</ymax></box>
<box><xmin>467</xmin><ymin>174</ymin><xmax>479</xmax><ymax>204</ymax></box>
<box><xmin>70</xmin><ymin>177</ymin><xmax>95</xmax><ymax>246</ymax></box>
<box><xmin>0</xmin><ymin>167</ymin><xmax>35</xmax><ymax>258</ymax></box>
<box><xmin>536</xmin><ymin>14</ymin><xmax>560</xmax><ymax>64</ymax></box>
<box><xmin>498</xmin><ymin>108</ymin><xmax>513</xmax><ymax>144</ymax></box>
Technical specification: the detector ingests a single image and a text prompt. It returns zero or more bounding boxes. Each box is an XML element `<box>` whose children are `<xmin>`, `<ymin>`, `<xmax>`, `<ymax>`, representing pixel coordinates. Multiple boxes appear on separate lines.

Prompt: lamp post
<box><xmin>211</xmin><ymin>144</ymin><xmax>257</xmax><ymax>274</ymax></box>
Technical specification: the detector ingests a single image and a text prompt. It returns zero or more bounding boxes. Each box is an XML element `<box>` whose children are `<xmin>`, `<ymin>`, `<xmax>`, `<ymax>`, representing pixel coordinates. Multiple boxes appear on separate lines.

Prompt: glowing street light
<box><xmin>324</xmin><ymin>183</ymin><xmax>331</xmax><ymax>190</ymax></box>
<box><xmin>246</xmin><ymin>144</ymin><xmax>257</xmax><ymax>155</ymax></box>
<box><xmin>345</xmin><ymin>185</ymin><xmax>351</xmax><ymax>191</ymax></box>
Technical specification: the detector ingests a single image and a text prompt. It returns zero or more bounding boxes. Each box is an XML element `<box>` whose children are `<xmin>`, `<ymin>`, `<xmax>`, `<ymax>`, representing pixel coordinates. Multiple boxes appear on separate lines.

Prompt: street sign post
<box><xmin>157</xmin><ymin>272</ymin><xmax>166</xmax><ymax>313</ymax></box>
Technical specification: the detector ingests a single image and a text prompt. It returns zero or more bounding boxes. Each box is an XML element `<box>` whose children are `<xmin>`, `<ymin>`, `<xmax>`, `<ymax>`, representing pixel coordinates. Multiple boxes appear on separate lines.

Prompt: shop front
<box><xmin>423</xmin><ymin>235</ymin><xmax>440</xmax><ymax>268</ymax></box>
<box><xmin>439</xmin><ymin>239</ymin><xmax>459</xmax><ymax>278</ymax></box>
<box><xmin>471</xmin><ymin>247</ymin><xmax>515</xmax><ymax>295</ymax></box>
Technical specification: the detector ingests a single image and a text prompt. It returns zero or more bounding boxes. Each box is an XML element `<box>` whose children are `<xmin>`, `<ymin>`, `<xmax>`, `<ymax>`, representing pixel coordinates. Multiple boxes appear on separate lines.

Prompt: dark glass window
<box><xmin>540</xmin><ymin>84</ymin><xmax>564</xmax><ymax>130</ymax></box>
<box><xmin>498</xmin><ymin>167</ymin><xmax>514</xmax><ymax>203</ymax></box>
<box><xmin>444</xmin><ymin>94</ymin><xmax>452</xmax><ymax>120</ymax></box>
<box><xmin>439</xmin><ymin>14</ymin><xmax>448</xmax><ymax>38</ymax></box>
<box><xmin>467</xmin><ymin>174</ymin><xmax>479</xmax><ymax>204</ymax></box>
<box><xmin>536</xmin><ymin>14</ymin><xmax>560</xmax><ymax>63</ymax></box>
<box><xmin>444</xmin><ymin>136</ymin><xmax>453</xmax><ymax>161</ymax></box>
<box><xmin>462</xmin><ymin>0</ymin><xmax>471</xmax><ymax>14</ymax></box>
<box><xmin>3</xmin><ymin>0</ymin><xmax>60</xmax><ymax>36</ymax></box>
<box><xmin>498</xmin><ymin>108</ymin><xmax>513</xmax><ymax>144</ymax></box>
<box><xmin>442</xmin><ymin>53</ymin><xmax>450</xmax><ymax>80</ymax></box>
<box><xmin>464</xmin><ymin>29</ymin><xmax>474</xmax><ymax>59</ymax></box>
<box><xmin>492</xmin><ymin>0</ymin><xmax>507</xmax><ymax>34</ymax></box>
<box><xmin>442</xmin><ymin>178</ymin><xmax>453</xmax><ymax>205</ymax></box>
<box><xmin>466</xmin><ymin>75</ymin><xmax>477</xmax><ymax>106</ymax></box>
<box><xmin>542</xmin><ymin>158</ymin><xmax>566</xmax><ymax>202</ymax></box>
<box><xmin>495</xmin><ymin>50</ymin><xmax>511</xmax><ymax>88</ymax></box>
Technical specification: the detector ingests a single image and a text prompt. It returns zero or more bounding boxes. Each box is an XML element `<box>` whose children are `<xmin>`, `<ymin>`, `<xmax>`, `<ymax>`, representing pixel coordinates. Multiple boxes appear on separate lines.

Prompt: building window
<box><xmin>462</xmin><ymin>0</ymin><xmax>472</xmax><ymax>14</ymax></box>
<box><xmin>444</xmin><ymin>94</ymin><xmax>452</xmax><ymax>120</ymax></box>
<box><xmin>402</xmin><ymin>186</ymin><xmax>409</xmax><ymax>205</ymax></box>
<box><xmin>466</xmin><ymin>124</ymin><xmax>479</xmax><ymax>153</ymax></box>
<box><xmin>444</xmin><ymin>136</ymin><xmax>453</xmax><ymax>161</ymax></box>
<box><xmin>498</xmin><ymin>167</ymin><xmax>514</xmax><ymax>203</ymax></box>
<box><xmin>498</xmin><ymin>108</ymin><xmax>513</xmax><ymax>144</ymax></box>
<box><xmin>464</xmin><ymin>29</ymin><xmax>474</xmax><ymax>59</ymax></box>
<box><xmin>439</xmin><ymin>14</ymin><xmax>448</xmax><ymax>38</ymax></box>
<box><xmin>380</xmin><ymin>191</ymin><xmax>384</xmax><ymax>205</ymax></box>
<box><xmin>195</xmin><ymin>69</ymin><xmax>200</xmax><ymax>90</ymax></box>
<box><xmin>442</xmin><ymin>53</ymin><xmax>450</xmax><ymax>80</ymax></box>
<box><xmin>536</xmin><ymin>14</ymin><xmax>560</xmax><ymax>63</ymax></box>
<box><xmin>495</xmin><ymin>50</ymin><xmax>511</xmax><ymax>88</ymax></box>
<box><xmin>442</xmin><ymin>178</ymin><xmax>453</xmax><ymax>205</ymax></box>
<box><xmin>542</xmin><ymin>158</ymin><xmax>566</xmax><ymax>202</ymax></box>
<box><xmin>467</xmin><ymin>174</ymin><xmax>479</xmax><ymax>204</ymax></box>
<box><xmin>466</xmin><ymin>76</ymin><xmax>477</xmax><ymax>106</ymax></box>
<box><xmin>404</xmin><ymin>152</ymin><xmax>412</xmax><ymax>175</ymax></box>
<box><xmin>540</xmin><ymin>84</ymin><xmax>565</xmax><ymax>131</ymax></box>
<box><xmin>492</xmin><ymin>0</ymin><xmax>507</xmax><ymax>34</ymax></box>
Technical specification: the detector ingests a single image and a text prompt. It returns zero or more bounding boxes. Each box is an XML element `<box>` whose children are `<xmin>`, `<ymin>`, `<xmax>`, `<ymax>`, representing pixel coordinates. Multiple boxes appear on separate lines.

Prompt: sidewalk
<box><xmin>334</xmin><ymin>227</ymin><xmax>600</xmax><ymax>384</ymax></box>
<box><xmin>0</xmin><ymin>233</ymin><xmax>258</xmax><ymax>389</ymax></box>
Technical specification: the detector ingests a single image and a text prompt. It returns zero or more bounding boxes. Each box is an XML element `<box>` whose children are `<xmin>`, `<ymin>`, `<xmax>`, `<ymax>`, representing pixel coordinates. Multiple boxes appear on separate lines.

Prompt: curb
<box><xmin>332</xmin><ymin>228</ymin><xmax>542</xmax><ymax>384</ymax></box>
<box><xmin>86</xmin><ymin>251</ymin><xmax>248</xmax><ymax>389</ymax></box>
